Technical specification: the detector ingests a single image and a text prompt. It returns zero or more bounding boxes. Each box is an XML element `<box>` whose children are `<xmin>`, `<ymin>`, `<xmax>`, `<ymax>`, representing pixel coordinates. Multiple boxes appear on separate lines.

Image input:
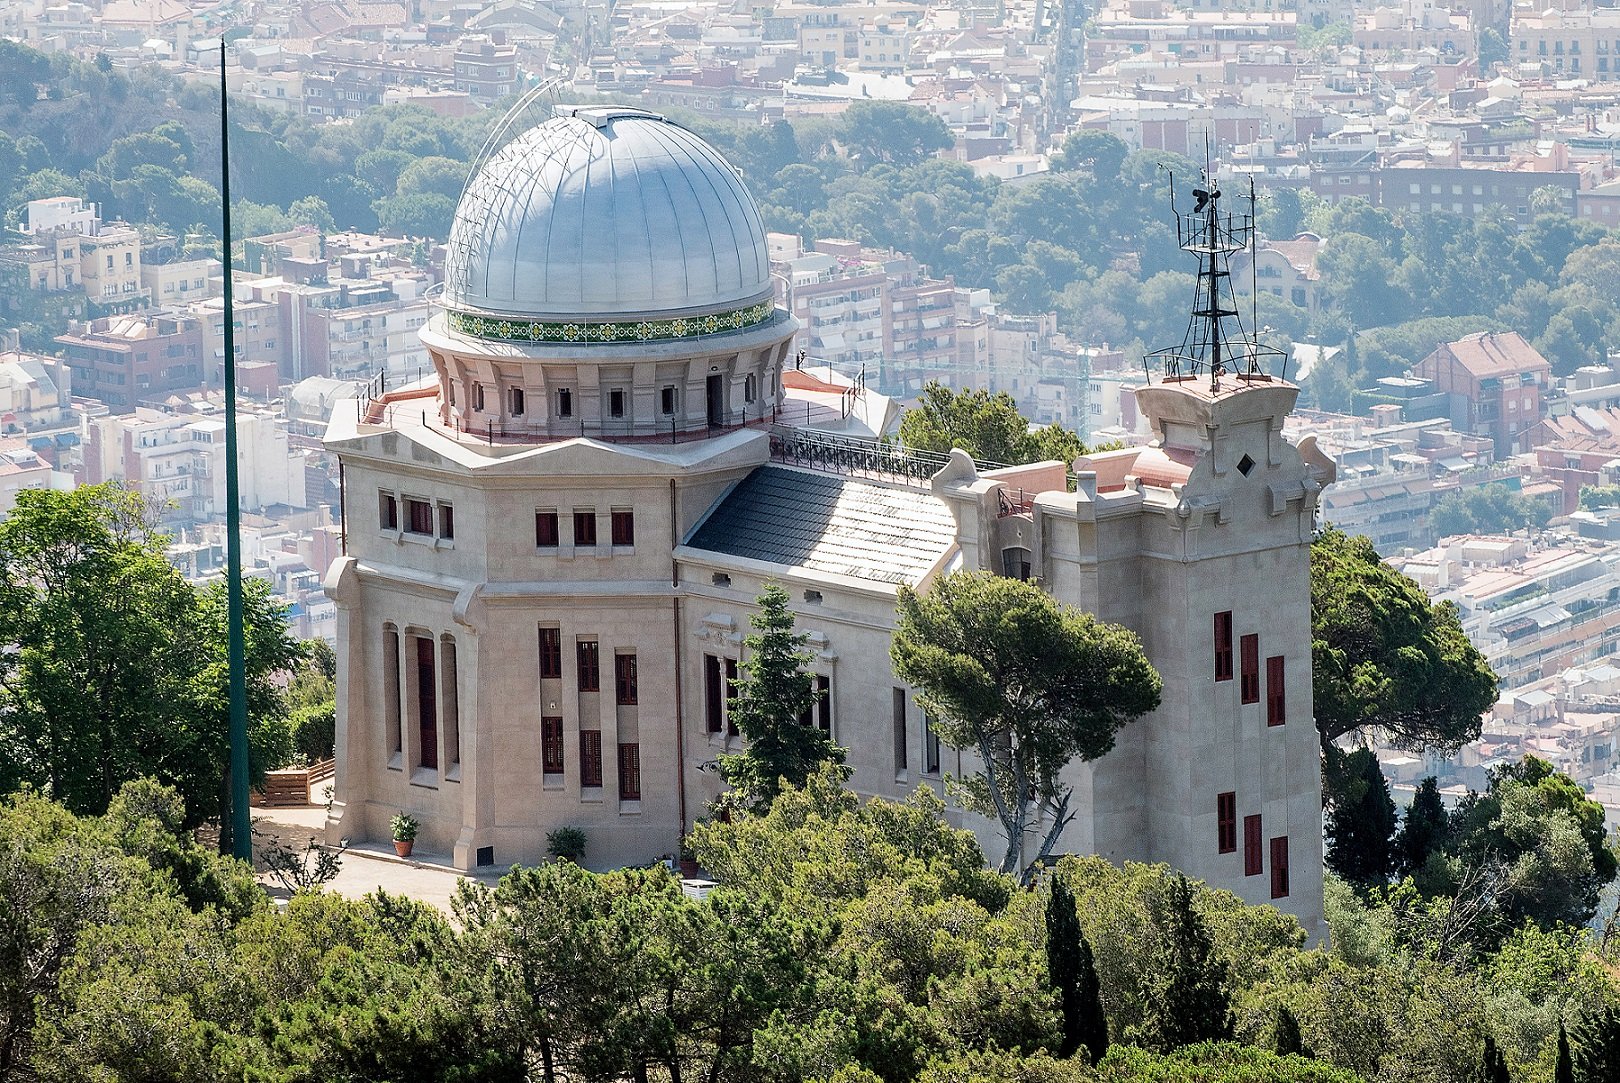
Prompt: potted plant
<box><xmin>546</xmin><ymin>825</ymin><xmax>587</xmax><ymax>864</ymax></box>
<box><xmin>390</xmin><ymin>812</ymin><xmax>418</xmax><ymax>858</ymax></box>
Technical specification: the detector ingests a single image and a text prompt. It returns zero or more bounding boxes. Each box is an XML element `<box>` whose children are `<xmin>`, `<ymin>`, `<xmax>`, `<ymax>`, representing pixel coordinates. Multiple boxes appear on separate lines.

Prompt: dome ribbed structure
<box><xmin>442</xmin><ymin>108</ymin><xmax>772</xmax><ymax>323</ymax></box>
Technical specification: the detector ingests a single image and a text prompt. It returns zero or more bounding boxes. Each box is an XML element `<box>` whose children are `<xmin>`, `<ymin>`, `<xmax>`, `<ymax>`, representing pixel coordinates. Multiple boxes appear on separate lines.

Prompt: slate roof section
<box><xmin>686</xmin><ymin>465</ymin><xmax>957</xmax><ymax>585</ymax></box>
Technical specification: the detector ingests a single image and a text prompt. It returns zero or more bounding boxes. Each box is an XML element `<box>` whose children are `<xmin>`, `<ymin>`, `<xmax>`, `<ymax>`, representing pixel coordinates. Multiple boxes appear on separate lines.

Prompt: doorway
<box><xmin>706</xmin><ymin>373</ymin><xmax>725</xmax><ymax>428</ymax></box>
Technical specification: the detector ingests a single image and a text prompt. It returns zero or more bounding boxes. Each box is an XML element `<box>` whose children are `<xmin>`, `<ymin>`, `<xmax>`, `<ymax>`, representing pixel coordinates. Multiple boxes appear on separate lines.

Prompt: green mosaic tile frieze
<box><xmin>445</xmin><ymin>299</ymin><xmax>776</xmax><ymax>344</ymax></box>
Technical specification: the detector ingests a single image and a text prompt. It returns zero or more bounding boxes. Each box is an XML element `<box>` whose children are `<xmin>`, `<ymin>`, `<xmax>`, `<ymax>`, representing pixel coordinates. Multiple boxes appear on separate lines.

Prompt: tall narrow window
<box><xmin>441</xmin><ymin>636</ymin><xmax>460</xmax><ymax>767</ymax></box>
<box><xmin>725</xmin><ymin>659</ymin><xmax>738</xmax><ymax>736</ymax></box>
<box><xmin>816</xmin><ymin>674</ymin><xmax>832</xmax><ymax>732</ymax></box>
<box><xmin>473</xmin><ymin>383</ymin><xmax>485</xmax><ymax>412</ymax></box>
<box><xmin>1217</xmin><ymin>792</ymin><xmax>1236</xmax><ymax>853</ymax></box>
<box><xmin>744</xmin><ymin>373</ymin><xmax>757</xmax><ymax>403</ymax></box>
<box><xmin>660</xmin><ymin>385</ymin><xmax>676</xmax><ymax>415</ymax></box>
<box><xmin>538</xmin><ymin>627</ymin><xmax>562</xmax><ymax>680</ymax></box>
<box><xmin>384</xmin><ymin>625</ymin><xmax>401</xmax><ymax>758</ymax></box>
<box><xmin>557</xmin><ymin>388</ymin><xmax>573</xmax><ymax>417</ymax></box>
<box><xmin>573</xmin><ymin>510</ymin><xmax>597</xmax><ymax>547</ymax></box>
<box><xmin>892</xmin><ymin>687</ymin><xmax>908</xmax><ymax>773</ymax></box>
<box><xmin>615</xmin><ymin>653</ymin><xmax>638</xmax><ymax>705</ymax></box>
<box><xmin>1270</xmin><ymin>836</ymin><xmax>1290</xmax><ymax>898</ymax></box>
<box><xmin>924</xmin><ymin>712</ymin><xmax>941</xmax><ymax>775</ymax></box>
<box><xmin>1244</xmin><ymin>814</ymin><xmax>1263</xmax><ymax>876</ymax></box>
<box><xmin>577</xmin><ymin>640</ymin><xmax>600</xmax><ymax>692</ymax></box>
<box><xmin>407</xmin><ymin>498</ymin><xmax>433</xmax><ymax>536</ymax></box>
<box><xmin>541</xmin><ymin>716</ymin><xmax>564</xmax><ymax>775</ymax></box>
<box><xmin>618</xmin><ymin>742</ymin><xmax>641</xmax><ymax>799</ymax></box>
<box><xmin>1266</xmin><ymin>655</ymin><xmax>1286</xmax><ymax>726</ymax></box>
<box><xmin>510</xmin><ymin>387</ymin><xmax>525</xmax><ymax>416</ymax></box>
<box><xmin>438</xmin><ymin>503</ymin><xmax>454</xmax><ymax>540</ymax></box>
<box><xmin>416</xmin><ymin>636</ymin><xmax>437</xmax><ymax>771</ymax></box>
<box><xmin>1240</xmin><ymin>634</ymin><xmax>1260</xmax><ymax>705</ymax></box>
<box><xmin>581</xmin><ymin>730</ymin><xmax>603</xmax><ymax>787</ymax></box>
<box><xmin>704</xmin><ymin>654</ymin><xmax>724</xmax><ymax>733</ymax></box>
<box><xmin>1214</xmin><ymin>611</ymin><xmax>1234</xmax><ymax>681</ymax></box>
<box><xmin>379</xmin><ymin>491</ymin><xmax>397</xmax><ymax>530</ymax></box>
<box><xmin>609</xmin><ymin>388</ymin><xmax>626</xmax><ymax>418</ymax></box>
<box><xmin>611</xmin><ymin>510</ymin><xmax>635</xmax><ymax>546</ymax></box>
<box><xmin>535</xmin><ymin>510</ymin><xmax>559</xmax><ymax>547</ymax></box>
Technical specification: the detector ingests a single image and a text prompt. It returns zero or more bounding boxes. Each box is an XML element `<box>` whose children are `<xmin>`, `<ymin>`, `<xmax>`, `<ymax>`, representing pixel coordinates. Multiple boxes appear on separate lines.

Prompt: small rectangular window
<box><xmin>473</xmin><ymin>383</ymin><xmax>485</xmax><ymax>412</ymax></box>
<box><xmin>660</xmin><ymin>385</ymin><xmax>676</xmax><ymax>415</ymax></box>
<box><xmin>609</xmin><ymin>388</ymin><xmax>626</xmax><ymax>418</ymax></box>
<box><xmin>541</xmin><ymin>716</ymin><xmax>564</xmax><ymax>775</ymax></box>
<box><xmin>538</xmin><ymin>627</ymin><xmax>562</xmax><ymax>680</ymax></box>
<box><xmin>577</xmin><ymin>640</ymin><xmax>600</xmax><ymax>692</ymax></box>
<box><xmin>1266</xmin><ymin>656</ymin><xmax>1286</xmax><ymax>726</ymax></box>
<box><xmin>892</xmin><ymin>688</ymin><xmax>908</xmax><ymax>773</ymax></box>
<box><xmin>1217</xmin><ymin>791</ymin><xmax>1236</xmax><ymax>853</ymax></box>
<box><xmin>438</xmin><ymin>503</ymin><xmax>454</xmax><ymax>540</ymax></box>
<box><xmin>744</xmin><ymin>373</ymin><xmax>756</xmax><ymax>403</ymax></box>
<box><xmin>1244</xmin><ymin>814</ymin><xmax>1263</xmax><ymax>876</ymax></box>
<box><xmin>536</xmin><ymin>510</ymin><xmax>559</xmax><ymax>547</ymax></box>
<box><xmin>379</xmin><ymin>491</ymin><xmax>397</xmax><ymax>530</ymax></box>
<box><xmin>406</xmin><ymin>498</ymin><xmax>434</xmax><ymax>535</ymax></box>
<box><xmin>611</xmin><ymin>510</ymin><xmax>634</xmax><ymax>547</ymax></box>
<box><xmin>704</xmin><ymin>654</ymin><xmax>724</xmax><ymax>733</ymax></box>
<box><xmin>1270</xmin><ymin>836</ymin><xmax>1290</xmax><ymax>898</ymax></box>
<box><xmin>615</xmin><ymin>653</ymin><xmax>638</xmax><ymax>705</ymax></box>
<box><xmin>557</xmin><ymin>388</ymin><xmax>573</xmax><ymax>417</ymax></box>
<box><xmin>581</xmin><ymin>730</ymin><xmax>602</xmax><ymax>787</ymax></box>
<box><xmin>618</xmin><ymin>742</ymin><xmax>641</xmax><ymax>799</ymax></box>
<box><xmin>1214</xmin><ymin>611</ymin><xmax>1233</xmax><ymax>682</ymax></box>
<box><xmin>1241</xmin><ymin>634</ymin><xmax>1260</xmax><ymax>704</ymax></box>
<box><xmin>574</xmin><ymin>511</ymin><xmax>597</xmax><ymax>547</ymax></box>
<box><xmin>510</xmin><ymin>387</ymin><xmax>525</xmax><ymax>416</ymax></box>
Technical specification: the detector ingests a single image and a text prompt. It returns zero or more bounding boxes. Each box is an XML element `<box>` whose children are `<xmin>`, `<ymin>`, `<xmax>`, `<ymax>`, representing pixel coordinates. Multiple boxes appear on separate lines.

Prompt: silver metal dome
<box><xmin>441</xmin><ymin>107</ymin><xmax>772</xmax><ymax>322</ymax></box>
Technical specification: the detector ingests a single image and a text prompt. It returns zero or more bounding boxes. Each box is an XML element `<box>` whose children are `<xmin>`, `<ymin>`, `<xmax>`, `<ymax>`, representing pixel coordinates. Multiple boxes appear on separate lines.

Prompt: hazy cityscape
<box><xmin>4</xmin><ymin>0</ymin><xmax>1620</xmax><ymax>1078</ymax></box>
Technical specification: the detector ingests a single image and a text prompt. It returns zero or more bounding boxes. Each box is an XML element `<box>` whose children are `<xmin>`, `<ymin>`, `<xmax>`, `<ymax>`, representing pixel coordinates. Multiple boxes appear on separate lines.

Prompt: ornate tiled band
<box><xmin>445</xmin><ymin>300</ymin><xmax>776</xmax><ymax>344</ymax></box>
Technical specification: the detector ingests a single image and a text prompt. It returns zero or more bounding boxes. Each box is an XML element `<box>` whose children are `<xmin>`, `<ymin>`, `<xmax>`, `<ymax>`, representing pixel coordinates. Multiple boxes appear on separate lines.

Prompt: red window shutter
<box><xmin>1270</xmin><ymin>836</ymin><xmax>1290</xmax><ymax>898</ymax></box>
<box><xmin>1217</xmin><ymin>792</ymin><xmax>1236</xmax><ymax>853</ymax></box>
<box><xmin>577</xmin><ymin>641</ymin><xmax>600</xmax><ymax>692</ymax></box>
<box><xmin>1266</xmin><ymin>655</ymin><xmax>1286</xmax><ymax>726</ymax></box>
<box><xmin>704</xmin><ymin>655</ymin><xmax>723</xmax><ymax>733</ymax></box>
<box><xmin>1240</xmin><ymin>634</ymin><xmax>1260</xmax><ymax>704</ymax></box>
<box><xmin>618</xmin><ymin>742</ymin><xmax>641</xmax><ymax>799</ymax></box>
<box><xmin>538</xmin><ymin>627</ymin><xmax>562</xmax><ymax>679</ymax></box>
<box><xmin>541</xmin><ymin>716</ymin><xmax>563</xmax><ymax>775</ymax></box>
<box><xmin>1214</xmin><ymin>611</ymin><xmax>1234</xmax><ymax>681</ymax></box>
<box><xmin>580</xmin><ymin>730</ymin><xmax>602</xmax><ymax>787</ymax></box>
<box><xmin>615</xmin><ymin>653</ymin><xmax>638</xmax><ymax>705</ymax></box>
<box><xmin>1244</xmin><ymin>814</ymin><xmax>1263</xmax><ymax>876</ymax></box>
<box><xmin>535</xmin><ymin>511</ymin><xmax>559</xmax><ymax>547</ymax></box>
<box><xmin>725</xmin><ymin>659</ymin><xmax>738</xmax><ymax>735</ymax></box>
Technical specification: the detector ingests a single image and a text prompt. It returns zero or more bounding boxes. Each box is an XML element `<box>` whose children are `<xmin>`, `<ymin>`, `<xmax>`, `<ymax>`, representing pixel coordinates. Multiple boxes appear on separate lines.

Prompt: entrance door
<box><xmin>706</xmin><ymin>373</ymin><xmax>725</xmax><ymax>428</ymax></box>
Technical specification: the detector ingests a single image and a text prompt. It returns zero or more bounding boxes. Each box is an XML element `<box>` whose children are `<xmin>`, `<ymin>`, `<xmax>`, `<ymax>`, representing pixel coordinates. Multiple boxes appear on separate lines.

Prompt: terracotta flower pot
<box><xmin>394</xmin><ymin>839</ymin><xmax>414</xmax><ymax>858</ymax></box>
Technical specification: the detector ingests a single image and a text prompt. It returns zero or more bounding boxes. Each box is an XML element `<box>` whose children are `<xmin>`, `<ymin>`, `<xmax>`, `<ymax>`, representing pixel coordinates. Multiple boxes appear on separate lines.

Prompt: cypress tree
<box><xmin>1556</xmin><ymin>1022</ymin><xmax>1574</xmax><ymax>1083</ymax></box>
<box><xmin>1045</xmin><ymin>876</ymin><xmax>1109</xmax><ymax>1063</ymax></box>
<box><xmin>1572</xmin><ymin>1001</ymin><xmax>1620</xmax><ymax>1083</ymax></box>
<box><xmin>1396</xmin><ymin>775</ymin><xmax>1449</xmax><ymax>877</ymax></box>
<box><xmin>1325</xmin><ymin>747</ymin><xmax>1397</xmax><ymax>890</ymax></box>
<box><xmin>1141</xmin><ymin>874</ymin><xmax>1231</xmax><ymax>1051</ymax></box>
<box><xmin>1473</xmin><ymin>1035</ymin><xmax>1508</xmax><ymax>1083</ymax></box>
<box><xmin>1274</xmin><ymin>1004</ymin><xmax>1307</xmax><ymax>1058</ymax></box>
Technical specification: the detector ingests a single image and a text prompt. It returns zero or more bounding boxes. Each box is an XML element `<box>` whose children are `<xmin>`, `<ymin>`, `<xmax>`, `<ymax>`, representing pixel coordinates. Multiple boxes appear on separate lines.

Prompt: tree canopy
<box><xmin>892</xmin><ymin>571</ymin><xmax>1161</xmax><ymax>882</ymax></box>
<box><xmin>1310</xmin><ymin>527</ymin><xmax>1498</xmax><ymax>756</ymax></box>
<box><xmin>899</xmin><ymin>383</ymin><xmax>1087</xmax><ymax>466</ymax></box>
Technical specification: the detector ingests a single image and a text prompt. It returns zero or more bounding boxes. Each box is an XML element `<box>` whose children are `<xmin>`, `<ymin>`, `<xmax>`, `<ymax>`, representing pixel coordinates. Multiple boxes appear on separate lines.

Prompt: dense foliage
<box><xmin>897</xmin><ymin>384</ymin><xmax>1088</xmax><ymax>465</ymax></box>
<box><xmin>1310</xmin><ymin>527</ymin><xmax>1498</xmax><ymax>757</ymax></box>
<box><xmin>892</xmin><ymin>571</ymin><xmax>1161</xmax><ymax>882</ymax></box>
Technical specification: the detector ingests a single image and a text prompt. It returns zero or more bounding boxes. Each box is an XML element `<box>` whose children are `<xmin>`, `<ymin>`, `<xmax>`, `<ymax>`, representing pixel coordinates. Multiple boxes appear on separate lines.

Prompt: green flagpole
<box><xmin>220</xmin><ymin>40</ymin><xmax>251</xmax><ymax>861</ymax></box>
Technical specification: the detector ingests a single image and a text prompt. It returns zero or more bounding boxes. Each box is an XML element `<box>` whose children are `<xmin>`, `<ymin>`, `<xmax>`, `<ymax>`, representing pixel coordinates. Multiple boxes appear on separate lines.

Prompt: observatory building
<box><xmin>322</xmin><ymin>106</ymin><xmax>1335</xmax><ymax>931</ymax></box>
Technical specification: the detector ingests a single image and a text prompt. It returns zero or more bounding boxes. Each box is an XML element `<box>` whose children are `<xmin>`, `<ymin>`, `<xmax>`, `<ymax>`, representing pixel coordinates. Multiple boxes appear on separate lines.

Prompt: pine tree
<box><xmin>1556</xmin><ymin>1022</ymin><xmax>1574</xmax><ymax>1083</ymax></box>
<box><xmin>1572</xmin><ymin>1001</ymin><xmax>1620</xmax><ymax>1083</ymax></box>
<box><xmin>1325</xmin><ymin>747</ymin><xmax>1397</xmax><ymax>890</ymax></box>
<box><xmin>1140</xmin><ymin>874</ymin><xmax>1231</xmax><ymax>1051</ymax></box>
<box><xmin>1045</xmin><ymin>876</ymin><xmax>1107</xmax><ymax>1063</ymax></box>
<box><xmin>1396</xmin><ymin>775</ymin><xmax>1449</xmax><ymax>877</ymax></box>
<box><xmin>716</xmin><ymin>584</ymin><xmax>845</xmax><ymax>813</ymax></box>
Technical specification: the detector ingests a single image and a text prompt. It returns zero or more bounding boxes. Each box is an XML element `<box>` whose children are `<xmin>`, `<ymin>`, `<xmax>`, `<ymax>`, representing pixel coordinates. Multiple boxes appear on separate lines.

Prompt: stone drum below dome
<box><xmin>442</xmin><ymin>107</ymin><xmax>773</xmax><ymax>331</ymax></box>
